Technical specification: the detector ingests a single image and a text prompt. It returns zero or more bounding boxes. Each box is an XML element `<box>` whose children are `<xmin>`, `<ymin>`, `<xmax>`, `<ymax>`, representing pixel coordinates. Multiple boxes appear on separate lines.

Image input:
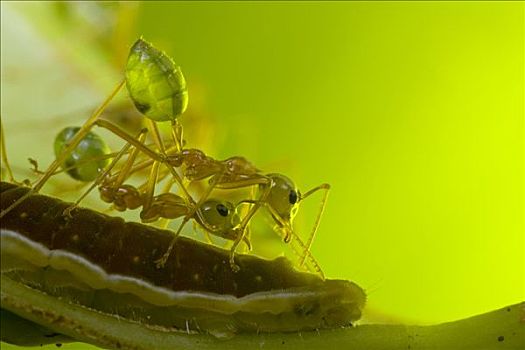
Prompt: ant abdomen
<box><xmin>54</xmin><ymin>127</ymin><xmax>111</xmax><ymax>182</ymax></box>
<box><xmin>99</xmin><ymin>184</ymin><xmax>142</xmax><ymax>212</ymax></box>
<box><xmin>126</xmin><ymin>38</ymin><xmax>188</xmax><ymax>122</ymax></box>
<box><xmin>140</xmin><ymin>193</ymin><xmax>189</xmax><ymax>223</ymax></box>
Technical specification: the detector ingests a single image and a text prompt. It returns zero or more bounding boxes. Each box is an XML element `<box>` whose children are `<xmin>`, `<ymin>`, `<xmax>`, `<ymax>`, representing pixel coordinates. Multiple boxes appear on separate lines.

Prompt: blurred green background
<box><xmin>1</xmin><ymin>1</ymin><xmax>523</xmax><ymax>349</ymax></box>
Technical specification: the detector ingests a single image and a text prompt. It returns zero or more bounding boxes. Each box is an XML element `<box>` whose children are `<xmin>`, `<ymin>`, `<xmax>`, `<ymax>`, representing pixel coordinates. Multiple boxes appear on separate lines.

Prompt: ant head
<box><xmin>263</xmin><ymin>173</ymin><xmax>301</xmax><ymax>224</ymax></box>
<box><xmin>198</xmin><ymin>199</ymin><xmax>241</xmax><ymax>234</ymax></box>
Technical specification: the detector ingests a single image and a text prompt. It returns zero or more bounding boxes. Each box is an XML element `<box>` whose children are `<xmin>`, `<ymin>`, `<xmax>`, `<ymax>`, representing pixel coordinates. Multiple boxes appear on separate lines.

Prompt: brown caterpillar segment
<box><xmin>0</xmin><ymin>182</ymin><xmax>365</xmax><ymax>337</ymax></box>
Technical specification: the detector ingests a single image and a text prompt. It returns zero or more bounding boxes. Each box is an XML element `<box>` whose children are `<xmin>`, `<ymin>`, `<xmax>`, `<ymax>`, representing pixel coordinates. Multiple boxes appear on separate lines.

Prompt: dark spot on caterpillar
<box><xmin>134</xmin><ymin>101</ymin><xmax>151</xmax><ymax>114</ymax></box>
<box><xmin>507</xmin><ymin>307</ymin><xmax>511</xmax><ymax>312</ymax></box>
<box><xmin>44</xmin><ymin>333</ymin><xmax>61</xmax><ymax>338</ymax></box>
<box><xmin>497</xmin><ymin>335</ymin><xmax>504</xmax><ymax>342</ymax></box>
<box><xmin>55</xmin><ymin>344</ymin><xmax>62</xmax><ymax>348</ymax></box>
<box><xmin>294</xmin><ymin>300</ymin><xmax>320</xmax><ymax>317</ymax></box>
<box><xmin>282</xmin><ymin>340</ymin><xmax>285</xmax><ymax>345</ymax></box>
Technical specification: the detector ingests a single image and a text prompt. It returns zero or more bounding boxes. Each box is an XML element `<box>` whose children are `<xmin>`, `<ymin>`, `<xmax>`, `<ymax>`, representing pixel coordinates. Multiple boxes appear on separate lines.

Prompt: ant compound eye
<box><xmin>216</xmin><ymin>203</ymin><xmax>229</xmax><ymax>217</ymax></box>
<box><xmin>289</xmin><ymin>190</ymin><xmax>298</xmax><ymax>204</ymax></box>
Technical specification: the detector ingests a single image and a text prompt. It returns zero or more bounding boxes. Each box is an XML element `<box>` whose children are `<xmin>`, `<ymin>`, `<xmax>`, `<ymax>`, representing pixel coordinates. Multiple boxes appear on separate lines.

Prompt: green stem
<box><xmin>1</xmin><ymin>276</ymin><xmax>523</xmax><ymax>350</ymax></box>
<box><xmin>0</xmin><ymin>308</ymin><xmax>72</xmax><ymax>347</ymax></box>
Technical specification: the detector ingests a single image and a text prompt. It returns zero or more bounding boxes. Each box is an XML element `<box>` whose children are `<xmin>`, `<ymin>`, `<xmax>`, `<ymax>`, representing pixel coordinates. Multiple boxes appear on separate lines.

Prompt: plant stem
<box><xmin>1</xmin><ymin>276</ymin><xmax>523</xmax><ymax>350</ymax></box>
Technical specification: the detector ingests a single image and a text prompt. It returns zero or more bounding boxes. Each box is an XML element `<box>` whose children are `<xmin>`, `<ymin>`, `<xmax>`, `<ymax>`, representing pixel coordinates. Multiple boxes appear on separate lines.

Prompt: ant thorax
<box><xmin>223</xmin><ymin>156</ymin><xmax>259</xmax><ymax>174</ymax></box>
<box><xmin>167</xmin><ymin>149</ymin><xmax>224</xmax><ymax>181</ymax></box>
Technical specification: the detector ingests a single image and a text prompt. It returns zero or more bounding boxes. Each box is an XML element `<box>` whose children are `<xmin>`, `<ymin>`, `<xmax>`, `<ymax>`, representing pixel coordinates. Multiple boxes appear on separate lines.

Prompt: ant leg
<box><xmin>190</xmin><ymin>220</ymin><xmax>213</xmax><ymax>244</ymax></box>
<box><xmin>112</xmin><ymin>143</ymin><xmax>179</xmax><ymax>184</ymax></box>
<box><xmin>156</xmin><ymin>173</ymin><xmax>270</xmax><ymax>269</ymax></box>
<box><xmin>145</xmin><ymin>118</ymin><xmax>194</xmax><ymax>204</ymax></box>
<box><xmin>0</xmin><ymin>118</ymin><xmax>17</xmax><ymax>184</ymax></box>
<box><xmin>170</xmin><ymin>119</ymin><xmax>184</xmax><ymax>152</ymax></box>
<box><xmin>239</xmin><ymin>184</ymin><xmax>257</xmax><ymax>252</ymax></box>
<box><xmin>289</xmin><ymin>234</ymin><xmax>324</xmax><ymax>278</ymax></box>
<box><xmin>109</xmin><ymin>139</ymin><xmax>179</xmax><ymax>188</ymax></box>
<box><xmin>265</xmin><ymin>203</ymin><xmax>325</xmax><ymax>279</ymax></box>
<box><xmin>155</xmin><ymin>175</ymin><xmax>177</xmax><ymax>229</ymax></box>
<box><xmin>141</xmin><ymin>160</ymin><xmax>161</xmax><ymax>214</ymax></box>
<box><xmin>155</xmin><ymin>173</ymin><xmax>224</xmax><ymax>268</ymax></box>
<box><xmin>141</xmin><ymin>192</ymin><xmax>189</xmax><ymax>225</ymax></box>
<box><xmin>235</xmin><ymin>177</ymin><xmax>272</xmax><ymax>229</ymax></box>
<box><xmin>139</xmin><ymin>119</ymin><xmax>189</xmax><ymax>228</ymax></box>
<box><xmin>30</xmin><ymin>151</ymin><xmax>122</xmax><ymax>177</ymax></box>
<box><xmin>242</xmin><ymin>225</ymin><xmax>252</xmax><ymax>252</ymax></box>
<box><xmin>63</xmin><ymin>128</ymin><xmax>148</xmax><ymax>217</ymax></box>
<box><xmin>298</xmin><ymin>183</ymin><xmax>330</xmax><ymax>267</ymax></box>
<box><xmin>112</xmin><ymin>129</ymin><xmax>149</xmax><ymax>189</ymax></box>
<box><xmin>239</xmin><ymin>199</ymin><xmax>325</xmax><ymax>279</ymax></box>
<box><xmin>139</xmin><ymin>164</ymin><xmax>193</xmax><ymax>225</ymax></box>
<box><xmin>192</xmin><ymin>175</ymin><xmax>273</xmax><ymax>271</ymax></box>
<box><xmin>0</xmin><ymin>80</ymin><xmax>125</xmax><ymax>219</ymax></box>
<box><xmin>93</xmin><ymin>118</ymin><xmax>195</xmax><ymax>206</ymax></box>
<box><xmin>224</xmin><ymin>177</ymin><xmax>273</xmax><ymax>272</ymax></box>
<box><xmin>105</xmin><ymin>156</ymin><xmax>153</xmax><ymax>185</ymax></box>
<box><xmin>63</xmin><ymin>140</ymin><xmax>132</xmax><ymax>217</ymax></box>
<box><xmin>148</xmin><ymin>166</ymin><xmax>171</xmax><ymax>192</ymax></box>
<box><xmin>266</xmin><ymin>203</ymin><xmax>324</xmax><ymax>279</ymax></box>
<box><xmin>146</xmin><ymin>119</ymin><xmax>166</xmax><ymax>153</ymax></box>
<box><xmin>34</xmin><ymin>81</ymin><xmax>125</xmax><ymax>193</ymax></box>
<box><xmin>94</xmin><ymin>119</ymin><xmax>160</xmax><ymax>160</ymax></box>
